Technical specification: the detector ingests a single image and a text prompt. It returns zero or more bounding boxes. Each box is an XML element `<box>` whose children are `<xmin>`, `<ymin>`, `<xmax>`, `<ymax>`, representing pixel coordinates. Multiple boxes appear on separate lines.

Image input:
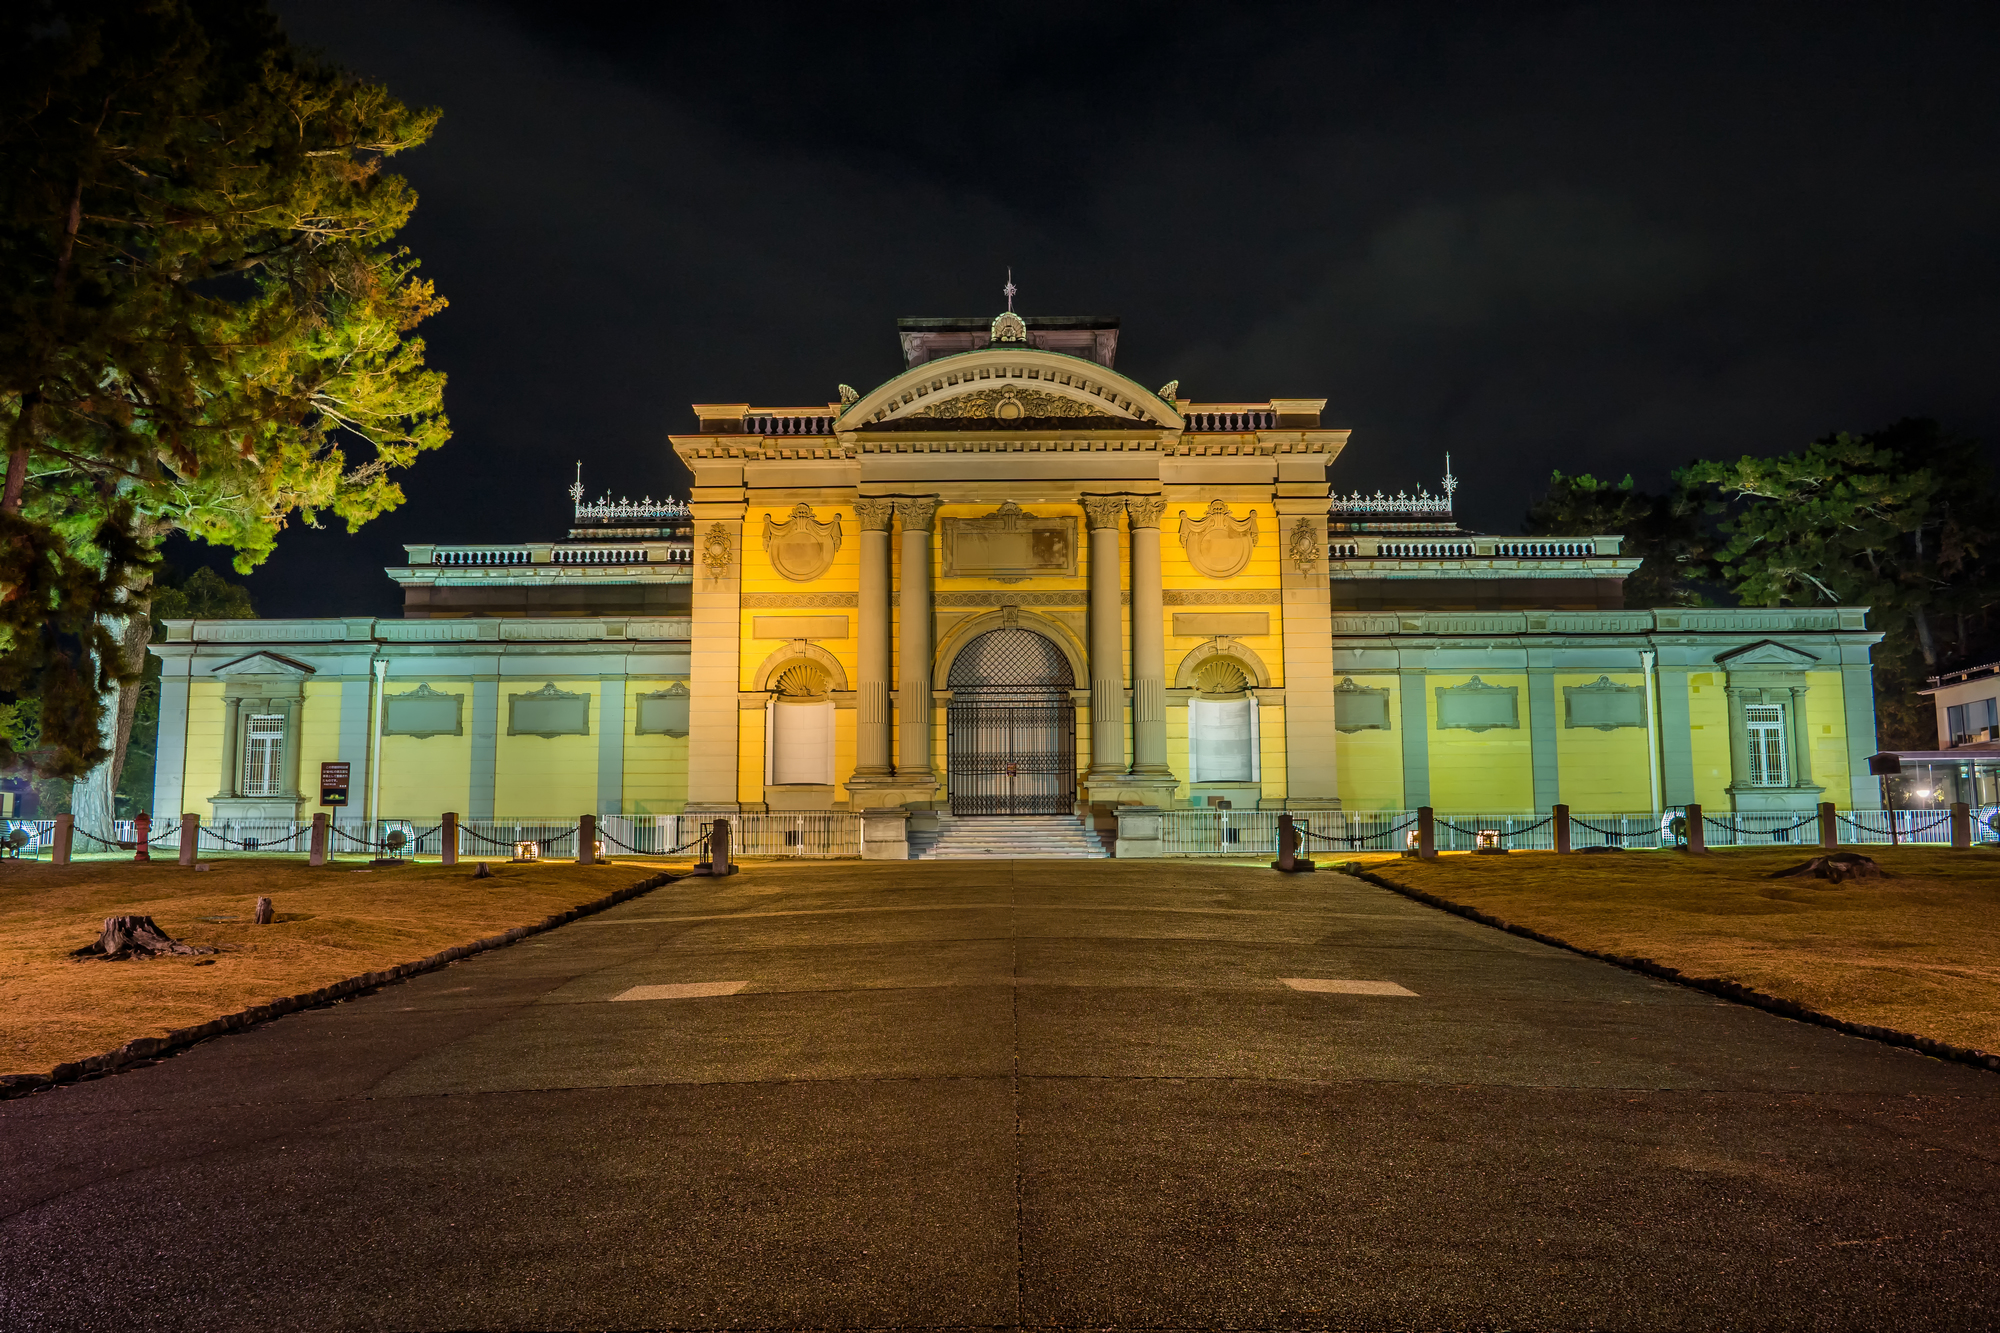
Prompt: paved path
<box><xmin>5</xmin><ymin>859</ymin><xmax>1999</xmax><ymax>1331</ymax></box>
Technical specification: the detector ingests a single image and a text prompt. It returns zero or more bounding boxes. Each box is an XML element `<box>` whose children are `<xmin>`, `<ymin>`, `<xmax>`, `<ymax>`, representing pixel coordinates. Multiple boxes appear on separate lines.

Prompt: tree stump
<box><xmin>253</xmin><ymin>896</ymin><xmax>274</xmax><ymax>925</ymax></box>
<box><xmin>1773</xmin><ymin>852</ymin><xmax>1885</xmax><ymax>884</ymax></box>
<box><xmin>72</xmin><ymin>915</ymin><xmax>215</xmax><ymax>960</ymax></box>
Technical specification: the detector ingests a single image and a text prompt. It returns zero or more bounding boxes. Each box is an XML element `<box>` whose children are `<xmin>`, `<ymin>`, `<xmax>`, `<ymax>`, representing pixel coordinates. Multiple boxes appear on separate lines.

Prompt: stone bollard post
<box><xmin>52</xmin><ymin>814</ymin><xmax>73</xmax><ymax>866</ymax></box>
<box><xmin>1951</xmin><ymin>802</ymin><xmax>1972</xmax><ymax>850</ymax></box>
<box><xmin>1684</xmin><ymin>803</ymin><xmax>1705</xmax><ymax>854</ymax></box>
<box><xmin>1819</xmin><ymin>802</ymin><xmax>1838</xmax><ymax>850</ymax></box>
<box><xmin>1417</xmin><ymin>806</ymin><xmax>1437</xmax><ymax>861</ymax></box>
<box><xmin>309</xmin><ymin>812</ymin><xmax>328</xmax><ymax>867</ymax></box>
<box><xmin>703</xmin><ymin>818</ymin><xmax>736</xmax><ymax>876</ymax></box>
<box><xmin>578</xmin><ymin>814</ymin><xmax>596</xmax><ymax>865</ymax></box>
<box><xmin>441</xmin><ymin>812</ymin><xmax>459</xmax><ymax>867</ymax></box>
<box><xmin>1271</xmin><ymin>813</ymin><xmax>1315</xmax><ymax>873</ymax></box>
<box><xmin>1553</xmin><ymin>804</ymin><xmax>1571</xmax><ymax>854</ymax></box>
<box><xmin>179</xmin><ymin>814</ymin><xmax>200</xmax><ymax>867</ymax></box>
<box><xmin>133</xmin><ymin>813</ymin><xmax>152</xmax><ymax>863</ymax></box>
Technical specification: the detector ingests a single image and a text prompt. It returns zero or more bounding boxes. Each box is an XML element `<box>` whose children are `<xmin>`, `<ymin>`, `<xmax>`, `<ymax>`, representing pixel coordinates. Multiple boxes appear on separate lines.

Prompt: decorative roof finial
<box><xmin>1442</xmin><ymin>452</ymin><xmax>1458</xmax><ymax>501</ymax></box>
<box><xmin>569</xmin><ymin>461</ymin><xmax>584</xmax><ymax>506</ymax></box>
<box><xmin>1003</xmin><ymin>267</ymin><xmax>1016</xmax><ymax>313</ymax></box>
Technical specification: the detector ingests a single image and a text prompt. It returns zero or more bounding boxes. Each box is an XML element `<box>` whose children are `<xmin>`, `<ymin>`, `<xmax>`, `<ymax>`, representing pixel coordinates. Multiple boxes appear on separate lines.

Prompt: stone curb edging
<box><xmin>1342</xmin><ymin>864</ymin><xmax>2000</xmax><ymax>1077</ymax></box>
<box><xmin>0</xmin><ymin>869</ymin><xmax>683</xmax><ymax>1101</ymax></box>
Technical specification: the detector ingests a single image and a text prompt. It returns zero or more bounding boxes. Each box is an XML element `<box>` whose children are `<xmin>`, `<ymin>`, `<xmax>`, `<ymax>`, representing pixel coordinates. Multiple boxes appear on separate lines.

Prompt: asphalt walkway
<box><xmin>4</xmin><ymin>859</ymin><xmax>1998</xmax><ymax>1331</ymax></box>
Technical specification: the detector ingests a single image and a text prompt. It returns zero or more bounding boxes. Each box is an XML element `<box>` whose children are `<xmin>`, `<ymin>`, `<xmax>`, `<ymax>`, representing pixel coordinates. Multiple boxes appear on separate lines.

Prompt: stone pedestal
<box><xmin>861</xmin><ymin>807</ymin><xmax>911</xmax><ymax>860</ymax></box>
<box><xmin>1113</xmin><ymin>805</ymin><xmax>1163</xmax><ymax>858</ymax></box>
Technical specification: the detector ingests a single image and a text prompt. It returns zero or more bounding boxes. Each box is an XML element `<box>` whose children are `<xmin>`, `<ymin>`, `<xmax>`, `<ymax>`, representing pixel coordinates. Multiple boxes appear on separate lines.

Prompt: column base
<box><xmin>1081</xmin><ymin>774</ymin><xmax>1182</xmax><ymax>807</ymax></box>
<box><xmin>845</xmin><ymin>775</ymin><xmax>943</xmax><ymax>809</ymax></box>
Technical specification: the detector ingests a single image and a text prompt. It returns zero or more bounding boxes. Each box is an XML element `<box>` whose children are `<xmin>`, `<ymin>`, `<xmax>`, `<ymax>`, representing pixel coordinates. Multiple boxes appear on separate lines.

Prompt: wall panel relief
<box><xmin>761</xmin><ymin>504</ymin><xmax>842</xmax><ymax>582</ymax></box>
<box><xmin>1563</xmin><ymin>676</ymin><xmax>1647</xmax><ymax>730</ymax></box>
<box><xmin>1435</xmin><ymin>677</ymin><xmax>1519</xmax><ymax>731</ymax></box>
<box><xmin>1178</xmin><ymin>501</ymin><xmax>1259</xmax><ymax>578</ymax></box>
<box><xmin>941</xmin><ymin>501</ymin><xmax>1077</xmax><ymax>581</ymax></box>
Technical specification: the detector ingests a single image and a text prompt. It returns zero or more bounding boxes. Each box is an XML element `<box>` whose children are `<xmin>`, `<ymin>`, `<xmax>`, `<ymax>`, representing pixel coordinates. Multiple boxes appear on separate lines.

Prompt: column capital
<box><xmin>896</xmin><ymin>496</ymin><xmax>939</xmax><ymax>531</ymax></box>
<box><xmin>854</xmin><ymin>498</ymin><xmax>897</xmax><ymax>531</ymax></box>
<box><xmin>1125</xmin><ymin>495</ymin><xmax>1166</xmax><ymax>529</ymax></box>
<box><xmin>1082</xmin><ymin>495</ymin><xmax>1127</xmax><ymax>531</ymax></box>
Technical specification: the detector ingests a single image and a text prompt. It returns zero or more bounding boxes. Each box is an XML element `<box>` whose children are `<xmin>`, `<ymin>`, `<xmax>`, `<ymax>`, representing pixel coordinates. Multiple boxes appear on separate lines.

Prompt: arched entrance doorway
<box><xmin>945</xmin><ymin>628</ymin><xmax>1077</xmax><ymax>815</ymax></box>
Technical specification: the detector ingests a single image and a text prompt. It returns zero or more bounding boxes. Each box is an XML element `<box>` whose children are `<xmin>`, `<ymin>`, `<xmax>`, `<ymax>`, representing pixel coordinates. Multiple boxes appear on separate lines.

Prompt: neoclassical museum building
<box><xmin>148</xmin><ymin>308</ymin><xmax>1884</xmax><ymax>841</ymax></box>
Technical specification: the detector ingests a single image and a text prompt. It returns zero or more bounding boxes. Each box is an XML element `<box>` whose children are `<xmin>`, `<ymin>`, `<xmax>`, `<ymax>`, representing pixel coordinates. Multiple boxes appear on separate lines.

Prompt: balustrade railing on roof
<box><xmin>748</xmin><ymin>413</ymin><xmax>836</xmax><ymax>436</ymax></box>
<box><xmin>1183</xmin><ymin>409</ymin><xmax>1276</xmax><ymax>432</ymax></box>
<box><xmin>552</xmin><ymin>547</ymin><xmax>648</xmax><ymax>565</ymax></box>
<box><xmin>1493</xmin><ymin>540</ymin><xmax>1596</xmax><ymax>558</ymax></box>
<box><xmin>1375</xmin><ymin>541</ymin><xmax>1477</xmax><ymax>558</ymax></box>
<box><xmin>432</xmin><ymin>549</ymin><xmax>531</xmax><ymax>566</ymax></box>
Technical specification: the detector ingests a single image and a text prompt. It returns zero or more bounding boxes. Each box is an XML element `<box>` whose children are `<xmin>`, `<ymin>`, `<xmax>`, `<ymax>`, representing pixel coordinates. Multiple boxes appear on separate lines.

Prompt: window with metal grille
<box><xmin>1744</xmin><ymin>704</ymin><xmax>1788</xmax><ymax>787</ymax></box>
<box><xmin>241</xmin><ymin>714</ymin><xmax>286</xmax><ymax>795</ymax></box>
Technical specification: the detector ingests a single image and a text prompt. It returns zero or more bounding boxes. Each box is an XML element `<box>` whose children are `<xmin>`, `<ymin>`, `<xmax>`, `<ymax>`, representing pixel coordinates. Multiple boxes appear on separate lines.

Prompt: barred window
<box><xmin>1744</xmin><ymin>704</ymin><xmax>1788</xmax><ymax>787</ymax></box>
<box><xmin>241</xmin><ymin>714</ymin><xmax>286</xmax><ymax>796</ymax></box>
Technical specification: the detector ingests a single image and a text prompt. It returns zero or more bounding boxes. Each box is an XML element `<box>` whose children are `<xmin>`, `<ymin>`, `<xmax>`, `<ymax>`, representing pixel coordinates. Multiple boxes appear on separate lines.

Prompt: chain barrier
<box><xmin>1569</xmin><ymin>817</ymin><xmax>1634</xmax><ymax>839</ymax></box>
<box><xmin>595</xmin><ymin>822</ymin><xmax>713</xmax><ymax>856</ymax></box>
<box><xmin>1299</xmin><ymin>816</ymin><xmax>1419</xmax><ymax>847</ymax></box>
<box><xmin>1701</xmin><ymin>813</ymin><xmax>1821</xmax><ymax>837</ymax></box>
<box><xmin>460</xmin><ymin>826</ymin><xmax>518</xmax><ymax>851</ymax></box>
<box><xmin>1833</xmin><ymin>811</ymin><xmax>1953</xmax><ymax>836</ymax></box>
<box><xmin>72</xmin><ymin>827</ymin><xmax>127</xmax><ymax>848</ymax></box>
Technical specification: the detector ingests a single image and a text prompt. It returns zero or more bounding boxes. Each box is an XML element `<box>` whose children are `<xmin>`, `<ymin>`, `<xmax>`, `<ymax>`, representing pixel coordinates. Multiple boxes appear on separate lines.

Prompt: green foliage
<box><xmin>115</xmin><ymin>563</ymin><xmax>256</xmax><ymax>816</ymax></box>
<box><xmin>0</xmin><ymin>0</ymin><xmax>447</xmax><ymax>778</ymax></box>
<box><xmin>1523</xmin><ymin>470</ymin><xmax>1706</xmax><ymax>609</ymax></box>
<box><xmin>1679</xmin><ymin>420</ymin><xmax>1999</xmax><ymax>748</ymax></box>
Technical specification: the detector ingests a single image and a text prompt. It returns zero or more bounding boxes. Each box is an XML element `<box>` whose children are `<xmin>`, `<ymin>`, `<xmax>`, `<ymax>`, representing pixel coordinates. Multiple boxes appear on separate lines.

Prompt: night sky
<box><xmin>204</xmin><ymin>1</ymin><xmax>2000</xmax><ymax>618</ymax></box>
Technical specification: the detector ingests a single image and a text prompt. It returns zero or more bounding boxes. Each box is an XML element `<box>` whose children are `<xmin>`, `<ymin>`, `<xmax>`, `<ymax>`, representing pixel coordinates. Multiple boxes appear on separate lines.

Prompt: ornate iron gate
<box><xmin>945</xmin><ymin>628</ymin><xmax>1076</xmax><ymax>816</ymax></box>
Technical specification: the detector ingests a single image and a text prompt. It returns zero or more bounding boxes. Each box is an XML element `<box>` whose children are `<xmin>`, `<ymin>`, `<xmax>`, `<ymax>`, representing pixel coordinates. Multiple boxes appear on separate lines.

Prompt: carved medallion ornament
<box><xmin>912</xmin><ymin>384</ymin><xmax>1096</xmax><ymax>422</ymax></box>
<box><xmin>1287</xmin><ymin>515</ymin><xmax>1322</xmax><ymax>574</ymax></box>
<box><xmin>701</xmin><ymin>523</ymin><xmax>734</xmax><ymax>578</ymax></box>
<box><xmin>761</xmin><ymin>503</ymin><xmax>842</xmax><ymax>582</ymax></box>
<box><xmin>1178</xmin><ymin>501</ymin><xmax>1259</xmax><ymax>579</ymax></box>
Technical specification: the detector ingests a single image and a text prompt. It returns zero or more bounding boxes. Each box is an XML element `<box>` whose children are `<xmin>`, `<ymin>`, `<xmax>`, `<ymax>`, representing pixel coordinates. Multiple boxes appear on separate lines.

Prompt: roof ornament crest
<box><xmin>991</xmin><ymin>267</ymin><xmax>1027</xmax><ymax>342</ymax></box>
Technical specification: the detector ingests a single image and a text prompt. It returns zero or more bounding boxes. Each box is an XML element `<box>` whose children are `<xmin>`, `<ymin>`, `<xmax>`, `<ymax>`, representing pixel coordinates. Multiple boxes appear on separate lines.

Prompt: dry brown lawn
<box><xmin>0</xmin><ymin>852</ymin><xmax>690</xmax><ymax>1078</ymax></box>
<box><xmin>1356</xmin><ymin>845</ymin><xmax>2000</xmax><ymax>1055</ymax></box>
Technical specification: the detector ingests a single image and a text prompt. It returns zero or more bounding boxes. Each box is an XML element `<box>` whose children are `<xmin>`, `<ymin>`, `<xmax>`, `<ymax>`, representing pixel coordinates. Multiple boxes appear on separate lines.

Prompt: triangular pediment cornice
<box><xmin>212</xmin><ymin>651</ymin><xmax>316</xmax><ymax>677</ymax></box>
<box><xmin>1715</xmin><ymin>639</ymin><xmax>1819</xmax><ymax>668</ymax></box>
<box><xmin>840</xmin><ymin>347</ymin><xmax>1183</xmax><ymax>432</ymax></box>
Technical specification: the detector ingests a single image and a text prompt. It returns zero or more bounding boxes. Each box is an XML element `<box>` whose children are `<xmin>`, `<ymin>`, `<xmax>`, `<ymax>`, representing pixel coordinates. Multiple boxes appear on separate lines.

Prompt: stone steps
<box><xmin>910</xmin><ymin>815</ymin><xmax>1110</xmax><ymax>860</ymax></box>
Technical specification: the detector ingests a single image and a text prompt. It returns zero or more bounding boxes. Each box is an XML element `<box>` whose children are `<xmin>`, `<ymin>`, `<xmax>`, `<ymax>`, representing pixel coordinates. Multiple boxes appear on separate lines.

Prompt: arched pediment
<box><xmin>840</xmin><ymin>347</ymin><xmax>1183</xmax><ymax>432</ymax></box>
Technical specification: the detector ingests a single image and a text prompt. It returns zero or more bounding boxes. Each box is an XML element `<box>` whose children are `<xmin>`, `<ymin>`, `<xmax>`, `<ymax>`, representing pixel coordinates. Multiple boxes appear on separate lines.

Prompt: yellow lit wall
<box><xmin>1553</xmin><ymin>672</ymin><xmax>1653</xmax><ymax>812</ymax></box>
<box><xmin>377</xmin><ymin>682</ymin><xmax>473</xmax><ymax>818</ymax></box>
<box><xmin>494</xmin><ymin>724</ymin><xmax>596</xmax><ymax>817</ymax></box>
<box><xmin>1686</xmin><ymin>672</ymin><xmax>1732</xmax><ymax>807</ymax></box>
<box><xmin>1805</xmin><ymin>670</ymin><xmax>1851</xmax><ymax>798</ymax></box>
<box><xmin>295</xmin><ymin>681</ymin><xmax>346</xmax><ymax>816</ymax></box>
<box><xmin>1332</xmin><ymin>677</ymin><xmax>1403</xmax><ymax>810</ymax></box>
<box><xmin>1426</xmin><ymin>673</ymin><xmax>1534</xmax><ymax>813</ymax></box>
<box><xmin>183</xmin><ymin>682</ymin><xmax>225</xmax><ymax>818</ymax></box>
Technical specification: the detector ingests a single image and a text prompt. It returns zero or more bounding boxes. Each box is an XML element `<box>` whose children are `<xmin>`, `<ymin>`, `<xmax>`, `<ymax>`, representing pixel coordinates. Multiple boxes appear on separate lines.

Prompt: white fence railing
<box><xmin>2</xmin><ymin>806</ymin><xmax>1983</xmax><ymax>861</ymax></box>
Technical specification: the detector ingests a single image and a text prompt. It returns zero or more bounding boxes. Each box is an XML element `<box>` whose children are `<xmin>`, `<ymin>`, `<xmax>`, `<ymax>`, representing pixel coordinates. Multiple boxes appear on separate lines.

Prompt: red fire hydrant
<box><xmin>133</xmin><ymin>813</ymin><xmax>152</xmax><ymax>862</ymax></box>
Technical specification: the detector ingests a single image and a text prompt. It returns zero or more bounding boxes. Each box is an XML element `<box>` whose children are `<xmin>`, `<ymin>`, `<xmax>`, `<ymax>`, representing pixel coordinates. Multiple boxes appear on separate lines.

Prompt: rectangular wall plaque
<box><xmin>751</xmin><ymin>615</ymin><xmax>850</xmax><ymax>640</ymax></box>
<box><xmin>941</xmin><ymin>503</ymin><xmax>1077</xmax><ymax>580</ymax></box>
<box><xmin>1172</xmin><ymin>612</ymin><xmax>1271</xmax><ymax>638</ymax></box>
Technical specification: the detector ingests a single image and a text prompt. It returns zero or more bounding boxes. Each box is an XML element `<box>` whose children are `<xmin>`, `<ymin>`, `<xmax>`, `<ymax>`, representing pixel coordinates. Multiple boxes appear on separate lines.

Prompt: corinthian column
<box><xmin>1127</xmin><ymin>496</ymin><xmax>1170</xmax><ymax>777</ymax></box>
<box><xmin>853</xmin><ymin>499</ymin><xmax>896</xmax><ymax>779</ymax></box>
<box><xmin>896</xmin><ymin>497</ymin><xmax>940</xmax><ymax>782</ymax></box>
<box><xmin>1083</xmin><ymin>495</ymin><xmax>1128</xmax><ymax>778</ymax></box>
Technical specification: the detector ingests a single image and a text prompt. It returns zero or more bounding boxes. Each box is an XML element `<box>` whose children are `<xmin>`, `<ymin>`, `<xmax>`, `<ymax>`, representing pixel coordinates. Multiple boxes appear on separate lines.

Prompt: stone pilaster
<box><xmin>853</xmin><ymin>499</ymin><xmax>896</xmax><ymax>779</ymax></box>
<box><xmin>215</xmin><ymin>695</ymin><xmax>242</xmax><ymax>798</ymax></box>
<box><xmin>896</xmin><ymin>497</ymin><xmax>940</xmax><ymax>787</ymax></box>
<box><xmin>1083</xmin><ymin>495</ymin><xmax>1127</xmax><ymax>780</ymax></box>
<box><xmin>685</xmin><ymin>509</ymin><xmax>744</xmax><ymax>810</ymax></box>
<box><xmin>1126</xmin><ymin>496</ymin><xmax>1171</xmax><ymax>778</ymax></box>
<box><xmin>1277</xmin><ymin>502</ymin><xmax>1340</xmax><ymax>807</ymax></box>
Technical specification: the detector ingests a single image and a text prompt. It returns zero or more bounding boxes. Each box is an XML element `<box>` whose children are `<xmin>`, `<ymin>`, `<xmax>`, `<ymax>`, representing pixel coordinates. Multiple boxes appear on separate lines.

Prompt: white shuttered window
<box><xmin>1745</xmin><ymin>704</ymin><xmax>1788</xmax><ymax>787</ymax></box>
<box><xmin>1189</xmin><ymin>697</ymin><xmax>1257</xmax><ymax>783</ymax></box>
<box><xmin>769</xmin><ymin>700</ymin><xmax>835</xmax><ymax>786</ymax></box>
<box><xmin>241</xmin><ymin>714</ymin><xmax>286</xmax><ymax>795</ymax></box>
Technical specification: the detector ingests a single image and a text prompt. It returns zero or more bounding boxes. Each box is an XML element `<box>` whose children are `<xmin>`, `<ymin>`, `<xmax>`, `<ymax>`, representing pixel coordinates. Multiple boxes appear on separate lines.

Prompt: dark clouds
<box><xmin>218</xmin><ymin>0</ymin><xmax>2000</xmax><ymax>616</ymax></box>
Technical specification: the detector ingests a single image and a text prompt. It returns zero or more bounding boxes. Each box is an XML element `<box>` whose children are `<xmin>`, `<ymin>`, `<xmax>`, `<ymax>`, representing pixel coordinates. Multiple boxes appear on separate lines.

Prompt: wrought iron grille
<box><xmin>946</xmin><ymin>629</ymin><xmax>1077</xmax><ymax>816</ymax></box>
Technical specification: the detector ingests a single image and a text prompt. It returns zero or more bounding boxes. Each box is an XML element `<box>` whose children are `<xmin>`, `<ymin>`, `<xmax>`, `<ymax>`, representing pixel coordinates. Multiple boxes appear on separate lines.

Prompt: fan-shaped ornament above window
<box><xmin>1191</xmin><ymin>658</ymin><xmax>1252</xmax><ymax>698</ymax></box>
<box><xmin>762</xmin><ymin>504</ymin><xmax>842</xmax><ymax>582</ymax></box>
<box><xmin>772</xmin><ymin>662</ymin><xmax>832</xmax><ymax>700</ymax></box>
<box><xmin>1178</xmin><ymin>500</ymin><xmax>1259</xmax><ymax>579</ymax></box>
